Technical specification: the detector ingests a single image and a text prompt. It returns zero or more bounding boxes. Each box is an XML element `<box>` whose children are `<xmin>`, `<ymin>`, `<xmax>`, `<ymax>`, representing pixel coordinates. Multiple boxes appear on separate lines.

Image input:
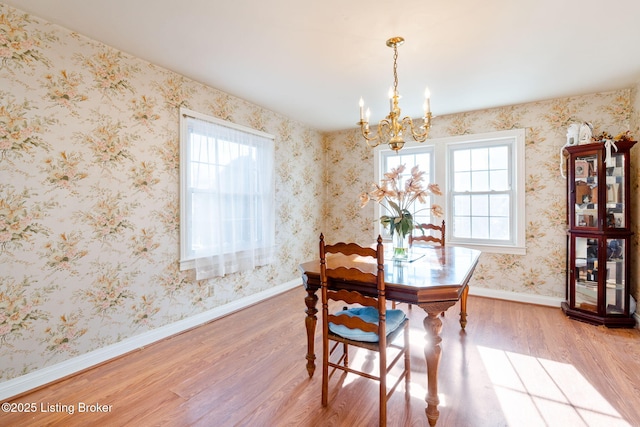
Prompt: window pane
<box><xmin>414</xmin><ymin>198</ymin><xmax>430</xmax><ymax>213</ymax></box>
<box><xmin>454</xmin><ymin>195</ymin><xmax>470</xmax><ymax>216</ymax></box>
<box><xmin>471</xmin><ymin>217</ymin><xmax>489</xmax><ymax>239</ymax></box>
<box><xmin>454</xmin><ymin>171</ymin><xmax>471</xmax><ymax>192</ymax></box>
<box><xmin>490</xmin><ymin>194</ymin><xmax>510</xmax><ymax>217</ymax></box>
<box><xmin>470</xmin><ymin>148</ymin><xmax>488</xmax><ymax>170</ymax></box>
<box><xmin>387</xmin><ymin>155</ymin><xmax>401</xmax><ymax>170</ymax></box>
<box><xmin>490</xmin><ymin>169</ymin><xmax>509</xmax><ymax>191</ymax></box>
<box><xmin>490</xmin><ymin>217</ymin><xmax>510</xmax><ymax>240</ymax></box>
<box><xmin>454</xmin><ymin>149</ymin><xmax>470</xmax><ymax>171</ymax></box>
<box><xmin>471</xmin><ymin>171</ymin><xmax>489</xmax><ymax>191</ymax></box>
<box><xmin>471</xmin><ymin>194</ymin><xmax>489</xmax><ymax>216</ymax></box>
<box><xmin>489</xmin><ymin>146</ymin><xmax>509</xmax><ymax>170</ymax></box>
<box><xmin>415</xmin><ymin>153</ymin><xmax>431</xmax><ymax>173</ymax></box>
<box><xmin>396</xmin><ymin>154</ymin><xmax>411</xmax><ymax>169</ymax></box>
<box><xmin>414</xmin><ymin>195</ymin><xmax>432</xmax><ymax>225</ymax></box>
<box><xmin>454</xmin><ymin>216</ymin><xmax>471</xmax><ymax>238</ymax></box>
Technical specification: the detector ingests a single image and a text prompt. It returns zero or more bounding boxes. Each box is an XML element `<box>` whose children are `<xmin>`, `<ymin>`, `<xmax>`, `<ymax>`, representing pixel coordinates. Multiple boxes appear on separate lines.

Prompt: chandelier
<box><xmin>358</xmin><ymin>36</ymin><xmax>431</xmax><ymax>152</ymax></box>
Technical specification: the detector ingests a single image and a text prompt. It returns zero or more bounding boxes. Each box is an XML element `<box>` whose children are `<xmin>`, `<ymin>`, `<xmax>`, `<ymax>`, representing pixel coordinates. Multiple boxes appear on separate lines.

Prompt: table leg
<box><xmin>460</xmin><ymin>285</ymin><xmax>470</xmax><ymax>330</ymax></box>
<box><xmin>419</xmin><ymin>301</ymin><xmax>455</xmax><ymax>427</ymax></box>
<box><xmin>304</xmin><ymin>287</ymin><xmax>318</xmax><ymax>378</ymax></box>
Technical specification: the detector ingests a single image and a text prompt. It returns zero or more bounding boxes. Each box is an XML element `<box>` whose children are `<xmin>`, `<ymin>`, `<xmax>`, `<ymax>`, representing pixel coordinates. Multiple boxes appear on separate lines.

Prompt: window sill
<box><xmin>180</xmin><ymin>259</ymin><xmax>195</xmax><ymax>271</ymax></box>
<box><xmin>180</xmin><ymin>245</ymin><xmax>275</xmax><ymax>274</ymax></box>
<box><xmin>448</xmin><ymin>242</ymin><xmax>526</xmax><ymax>255</ymax></box>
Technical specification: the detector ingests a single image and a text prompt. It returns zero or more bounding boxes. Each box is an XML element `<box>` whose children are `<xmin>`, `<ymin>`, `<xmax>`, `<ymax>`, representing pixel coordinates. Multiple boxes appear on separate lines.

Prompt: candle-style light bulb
<box><xmin>424</xmin><ymin>87</ymin><xmax>431</xmax><ymax>115</ymax></box>
<box><xmin>365</xmin><ymin>108</ymin><xmax>371</xmax><ymax>131</ymax></box>
<box><xmin>388</xmin><ymin>87</ymin><xmax>394</xmax><ymax>111</ymax></box>
<box><xmin>359</xmin><ymin>97</ymin><xmax>365</xmax><ymax>121</ymax></box>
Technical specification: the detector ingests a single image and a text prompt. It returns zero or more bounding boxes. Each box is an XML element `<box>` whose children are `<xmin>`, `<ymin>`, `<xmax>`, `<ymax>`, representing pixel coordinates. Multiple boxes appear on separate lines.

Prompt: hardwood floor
<box><xmin>3</xmin><ymin>287</ymin><xmax>640</xmax><ymax>427</ymax></box>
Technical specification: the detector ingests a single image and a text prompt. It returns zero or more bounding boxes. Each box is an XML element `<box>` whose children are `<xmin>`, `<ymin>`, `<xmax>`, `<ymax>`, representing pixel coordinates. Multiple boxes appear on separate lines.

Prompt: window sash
<box><xmin>376</xmin><ymin>146</ymin><xmax>436</xmax><ymax>240</ymax></box>
<box><xmin>179</xmin><ymin>108</ymin><xmax>275</xmax><ymax>277</ymax></box>
<box><xmin>450</xmin><ymin>190</ymin><xmax>512</xmax><ymax>243</ymax></box>
<box><xmin>448</xmin><ymin>140</ymin><xmax>516</xmax><ymax>246</ymax></box>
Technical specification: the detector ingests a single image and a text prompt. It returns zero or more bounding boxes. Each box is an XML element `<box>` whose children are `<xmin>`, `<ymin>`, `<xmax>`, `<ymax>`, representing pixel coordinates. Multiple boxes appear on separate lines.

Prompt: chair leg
<box><xmin>403</xmin><ymin>322</ymin><xmax>411</xmax><ymax>399</ymax></box>
<box><xmin>343</xmin><ymin>343</ymin><xmax>348</xmax><ymax>367</ymax></box>
<box><xmin>322</xmin><ymin>356</ymin><xmax>328</xmax><ymax>406</ymax></box>
<box><xmin>379</xmin><ymin>339</ymin><xmax>387</xmax><ymax>427</ymax></box>
<box><xmin>322</xmin><ymin>319</ymin><xmax>329</xmax><ymax>406</ymax></box>
<box><xmin>379</xmin><ymin>364</ymin><xmax>387</xmax><ymax>427</ymax></box>
<box><xmin>404</xmin><ymin>322</ymin><xmax>411</xmax><ymax>383</ymax></box>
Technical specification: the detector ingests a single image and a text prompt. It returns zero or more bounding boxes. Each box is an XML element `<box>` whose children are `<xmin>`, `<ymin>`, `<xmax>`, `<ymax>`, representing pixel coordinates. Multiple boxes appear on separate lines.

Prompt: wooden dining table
<box><xmin>299</xmin><ymin>244</ymin><xmax>481</xmax><ymax>426</ymax></box>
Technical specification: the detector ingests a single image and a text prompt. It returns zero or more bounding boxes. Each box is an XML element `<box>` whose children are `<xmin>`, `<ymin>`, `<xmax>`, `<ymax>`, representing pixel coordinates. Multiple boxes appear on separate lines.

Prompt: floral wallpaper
<box><xmin>1</xmin><ymin>2</ymin><xmax>639</xmax><ymax>391</ymax></box>
<box><xmin>324</xmin><ymin>90</ymin><xmax>639</xmax><ymax>302</ymax></box>
<box><xmin>0</xmin><ymin>4</ymin><xmax>323</xmax><ymax>383</ymax></box>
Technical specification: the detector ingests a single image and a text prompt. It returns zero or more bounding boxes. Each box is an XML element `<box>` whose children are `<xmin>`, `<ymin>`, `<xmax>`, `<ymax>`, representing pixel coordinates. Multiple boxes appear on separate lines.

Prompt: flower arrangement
<box><xmin>360</xmin><ymin>164</ymin><xmax>442</xmax><ymax>257</ymax></box>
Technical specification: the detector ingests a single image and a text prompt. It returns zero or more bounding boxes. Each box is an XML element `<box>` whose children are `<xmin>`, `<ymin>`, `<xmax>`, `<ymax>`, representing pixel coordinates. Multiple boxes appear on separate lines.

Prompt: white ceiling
<box><xmin>5</xmin><ymin>0</ymin><xmax>640</xmax><ymax>132</ymax></box>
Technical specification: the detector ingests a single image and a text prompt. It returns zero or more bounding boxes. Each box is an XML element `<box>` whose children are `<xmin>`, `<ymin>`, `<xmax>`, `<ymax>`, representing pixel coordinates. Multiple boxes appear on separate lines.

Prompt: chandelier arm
<box><xmin>377</xmin><ymin>119</ymin><xmax>392</xmax><ymax>138</ymax></box>
<box><xmin>359</xmin><ymin>125</ymin><xmax>380</xmax><ymax>147</ymax></box>
<box><xmin>401</xmin><ymin>115</ymin><xmax>430</xmax><ymax>142</ymax></box>
<box><xmin>359</xmin><ymin>118</ymin><xmax>393</xmax><ymax>148</ymax></box>
<box><xmin>364</xmin><ymin>137</ymin><xmax>381</xmax><ymax>149</ymax></box>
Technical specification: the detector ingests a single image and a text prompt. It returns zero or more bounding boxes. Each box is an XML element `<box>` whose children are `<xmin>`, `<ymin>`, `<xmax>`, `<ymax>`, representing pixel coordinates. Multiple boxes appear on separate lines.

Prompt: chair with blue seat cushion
<box><xmin>319</xmin><ymin>233</ymin><xmax>410</xmax><ymax>427</ymax></box>
<box><xmin>329</xmin><ymin>306</ymin><xmax>407</xmax><ymax>342</ymax></box>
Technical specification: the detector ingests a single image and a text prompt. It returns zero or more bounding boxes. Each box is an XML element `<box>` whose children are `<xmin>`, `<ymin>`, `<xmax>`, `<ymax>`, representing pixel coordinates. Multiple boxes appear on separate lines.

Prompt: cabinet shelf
<box><xmin>562</xmin><ymin>140</ymin><xmax>636</xmax><ymax>328</ymax></box>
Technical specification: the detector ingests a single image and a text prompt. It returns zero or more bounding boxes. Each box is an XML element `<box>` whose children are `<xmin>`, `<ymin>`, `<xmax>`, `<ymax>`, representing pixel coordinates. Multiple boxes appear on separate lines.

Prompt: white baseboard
<box><xmin>0</xmin><ymin>278</ymin><xmax>301</xmax><ymax>401</ymax></box>
<box><xmin>470</xmin><ymin>287</ymin><xmax>639</xmax><ymax>329</ymax></box>
<box><xmin>468</xmin><ymin>287</ymin><xmax>564</xmax><ymax>307</ymax></box>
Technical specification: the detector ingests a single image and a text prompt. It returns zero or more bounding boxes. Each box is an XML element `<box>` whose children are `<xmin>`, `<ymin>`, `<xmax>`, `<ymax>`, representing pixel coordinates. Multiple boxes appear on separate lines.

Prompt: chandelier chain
<box><xmin>392</xmin><ymin>45</ymin><xmax>399</xmax><ymax>95</ymax></box>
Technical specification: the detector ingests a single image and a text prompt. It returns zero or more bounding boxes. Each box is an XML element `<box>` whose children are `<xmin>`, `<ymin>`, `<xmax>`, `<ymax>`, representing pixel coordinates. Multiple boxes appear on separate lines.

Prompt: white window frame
<box><xmin>179</xmin><ymin>107</ymin><xmax>275</xmax><ymax>272</ymax></box>
<box><xmin>373</xmin><ymin>145</ymin><xmax>437</xmax><ymax>241</ymax></box>
<box><xmin>444</xmin><ymin>129</ymin><xmax>526</xmax><ymax>254</ymax></box>
<box><xmin>373</xmin><ymin>128</ymin><xmax>526</xmax><ymax>254</ymax></box>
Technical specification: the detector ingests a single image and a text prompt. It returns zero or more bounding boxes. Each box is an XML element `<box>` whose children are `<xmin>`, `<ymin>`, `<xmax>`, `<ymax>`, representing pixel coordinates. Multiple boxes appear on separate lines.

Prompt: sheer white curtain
<box><xmin>182</xmin><ymin>112</ymin><xmax>274</xmax><ymax>280</ymax></box>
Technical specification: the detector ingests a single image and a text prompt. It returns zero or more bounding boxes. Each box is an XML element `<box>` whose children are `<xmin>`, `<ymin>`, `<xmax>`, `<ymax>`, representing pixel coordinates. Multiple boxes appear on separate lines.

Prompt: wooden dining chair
<box><xmin>319</xmin><ymin>234</ymin><xmax>410</xmax><ymax>427</ymax></box>
<box><xmin>409</xmin><ymin>220</ymin><xmax>446</xmax><ymax>247</ymax></box>
<box><xmin>391</xmin><ymin>221</ymin><xmax>446</xmax><ymax>310</ymax></box>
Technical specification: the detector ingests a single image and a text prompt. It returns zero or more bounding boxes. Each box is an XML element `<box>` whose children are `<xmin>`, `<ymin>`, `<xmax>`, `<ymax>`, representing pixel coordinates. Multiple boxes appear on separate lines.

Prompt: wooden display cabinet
<box><xmin>562</xmin><ymin>140</ymin><xmax>636</xmax><ymax>327</ymax></box>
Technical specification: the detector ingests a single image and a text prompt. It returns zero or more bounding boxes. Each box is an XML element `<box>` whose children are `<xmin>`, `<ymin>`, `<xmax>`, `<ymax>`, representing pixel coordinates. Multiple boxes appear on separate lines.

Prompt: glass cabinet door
<box><xmin>564</xmin><ymin>140</ymin><xmax>636</xmax><ymax>327</ymax></box>
<box><xmin>573</xmin><ymin>236</ymin><xmax>598</xmax><ymax>313</ymax></box>
<box><xmin>574</xmin><ymin>154</ymin><xmax>598</xmax><ymax>228</ymax></box>
<box><xmin>605</xmin><ymin>152</ymin><xmax>625</xmax><ymax>228</ymax></box>
<box><xmin>605</xmin><ymin>238</ymin><xmax>626</xmax><ymax>314</ymax></box>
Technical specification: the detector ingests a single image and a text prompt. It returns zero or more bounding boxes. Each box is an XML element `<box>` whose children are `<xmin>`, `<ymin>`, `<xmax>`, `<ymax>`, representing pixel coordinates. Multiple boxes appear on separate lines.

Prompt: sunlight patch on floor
<box><xmin>477</xmin><ymin>346</ymin><xmax>631</xmax><ymax>427</ymax></box>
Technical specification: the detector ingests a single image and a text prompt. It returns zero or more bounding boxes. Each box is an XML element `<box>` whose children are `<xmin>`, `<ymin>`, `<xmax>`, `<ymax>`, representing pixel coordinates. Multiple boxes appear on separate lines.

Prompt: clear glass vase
<box><xmin>392</xmin><ymin>232</ymin><xmax>410</xmax><ymax>260</ymax></box>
